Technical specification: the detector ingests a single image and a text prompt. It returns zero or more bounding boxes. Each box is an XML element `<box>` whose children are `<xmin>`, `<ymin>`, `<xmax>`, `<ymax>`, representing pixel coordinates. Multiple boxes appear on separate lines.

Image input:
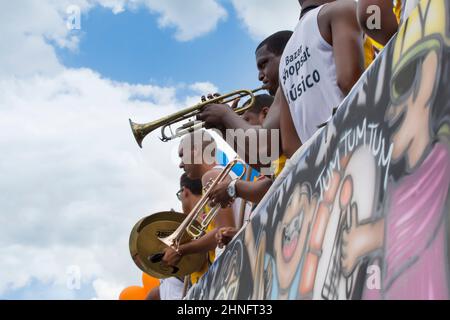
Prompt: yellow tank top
<box><xmin>393</xmin><ymin>0</ymin><xmax>402</xmax><ymax>23</ymax></box>
<box><xmin>364</xmin><ymin>0</ymin><xmax>403</xmax><ymax>68</ymax></box>
<box><xmin>189</xmin><ymin>202</ymin><xmax>216</xmax><ymax>285</ymax></box>
<box><xmin>271</xmin><ymin>155</ymin><xmax>287</xmax><ymax>178</ymax></box>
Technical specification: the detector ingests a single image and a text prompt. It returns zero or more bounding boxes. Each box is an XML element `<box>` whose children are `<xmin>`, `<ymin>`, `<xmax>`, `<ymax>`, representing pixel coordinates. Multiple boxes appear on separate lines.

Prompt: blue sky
<box><xmin>57</xmin><ymin>4</ymin><xmax>261</xmax><ymax>93</ymax></box>
<box><xmin>1</xmin><ymin>278</ymin><xmax>96</xmax><ymax>300</ymax></box>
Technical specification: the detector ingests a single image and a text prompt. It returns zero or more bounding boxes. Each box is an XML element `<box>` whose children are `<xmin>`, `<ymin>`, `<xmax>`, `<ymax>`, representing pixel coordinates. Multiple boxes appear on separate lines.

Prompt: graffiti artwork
<box><xmin>187</xmin><ymin>0</ymin><xmax>450</xmax><ymax>300</ymax></box>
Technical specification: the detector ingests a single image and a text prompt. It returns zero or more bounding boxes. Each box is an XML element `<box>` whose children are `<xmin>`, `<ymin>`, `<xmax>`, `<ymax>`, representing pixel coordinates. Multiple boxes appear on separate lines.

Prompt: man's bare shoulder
<box><xmin>320</xmin><ymin>0</ymin><xmax>358</xmax><ymax>22</ymax></box>
<box><xmin>202</xmin><ymin>167</ymin><xmax>222</xmax><ymax>185</ymax></box>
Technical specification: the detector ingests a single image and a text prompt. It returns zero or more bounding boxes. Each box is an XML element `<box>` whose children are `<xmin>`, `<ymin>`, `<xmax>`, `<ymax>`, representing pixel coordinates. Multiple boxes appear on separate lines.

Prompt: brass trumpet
<box><xmin>129</xmin><ymin>157</ymin><xmax>246</xmax><ymax>278</ymax></box>
<box><xmin>129</xmin><ymin>87</ymin><xmax>264</xmax><ymax>147</ymax></box>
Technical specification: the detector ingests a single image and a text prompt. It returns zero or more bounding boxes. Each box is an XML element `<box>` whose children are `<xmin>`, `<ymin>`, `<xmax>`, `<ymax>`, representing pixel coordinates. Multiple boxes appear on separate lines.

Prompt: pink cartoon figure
<box><xmin>340</xmin><ymin>0</ymin><xmax>450</xmax><ymax>299</ymax></box>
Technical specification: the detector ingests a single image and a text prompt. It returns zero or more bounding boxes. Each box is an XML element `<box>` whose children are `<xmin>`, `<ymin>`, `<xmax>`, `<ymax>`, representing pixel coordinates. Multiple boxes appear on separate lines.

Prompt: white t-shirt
<box><xmin>279</xmin><ymin>5</ymin><xmax>344</xmax><ymax>143</ymax></box>
<box><xmin>159</xmin><ymin>277</ymin><xmax>184</xmax><ymax>300</ymax></box>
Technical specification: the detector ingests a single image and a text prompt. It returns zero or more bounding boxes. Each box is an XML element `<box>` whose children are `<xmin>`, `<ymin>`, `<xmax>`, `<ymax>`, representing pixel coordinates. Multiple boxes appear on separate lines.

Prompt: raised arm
<box><xmin>201</xmin><ymin>168</ymin><xmax>235</xmax><ymax>229</ymax></box>
<box><xmin>210</xmin><ymin>176</ymin><xmax>273</xmax><ymax>209</ymax></box>
<box><xmin>197</xmin><ymin>92</ymin><xmax>283</xmax><ymax>171</ymax></box>
<box><xmin>279</xmin><ymin>84</ymin><xmax>301</xmax><ymax>158</ymax></box>
<box><xmin>326</xmin><ymin>1</ymin><xmax>365</xmax><ymax>95</ymax></box>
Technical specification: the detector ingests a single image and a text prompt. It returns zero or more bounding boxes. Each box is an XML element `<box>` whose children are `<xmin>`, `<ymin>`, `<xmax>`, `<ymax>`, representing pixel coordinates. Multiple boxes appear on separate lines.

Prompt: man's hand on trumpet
<box><xmin>197</xmin><ymin>96</ymin><xmax>240</xmax><ymax>130</ymax></box>
<box><xmin>200</xmin><ymin>92</ymin><xmax>221</xmax><ymax>102</ymax></box>
<box><xmin>215</xmin><ymin>227</ymin><xmax>238</xmax><ymax>249</ymax></box>
<box><xmin>200</xmin><ymin>92</ymin><xmax>240</xmax><ymax>110</ymax></box>
<box><xmin>209</xmin><ymin>180</ymin><xmax>233</xmax><ymax>208</ymax></box>
<box><xmin>161</xmin><ymin>246</ymin><xmax>182</xmax><ymax>267</ymax></box>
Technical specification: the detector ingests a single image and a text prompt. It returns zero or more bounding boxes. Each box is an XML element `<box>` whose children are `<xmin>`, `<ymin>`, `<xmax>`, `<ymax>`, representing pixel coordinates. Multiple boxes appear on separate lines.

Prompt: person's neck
<box><xmin>198</xmin><ymin>162</ymin><xmax>216</xmax><ymax>178</ymax></box>
<box><xmin>299</xmin><ymin>0</ymin><xmax>332</xmax><ymax>9</ymax></box>
<box><xmin>186</xmin><ymin>195</ymin><xmax>202</xmax><ymax>213</ymax></box>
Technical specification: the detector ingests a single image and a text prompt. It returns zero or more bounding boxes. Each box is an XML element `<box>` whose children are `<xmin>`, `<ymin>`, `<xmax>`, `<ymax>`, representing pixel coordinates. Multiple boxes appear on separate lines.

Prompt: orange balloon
<box><xmin>142</xmin><ymin>273</ymin><xmax>160</xmax><ymax>291</ymax></box>
<box><xmin>119</xmin><ymin>286</ymin><xmax>148</xmax><ymax>300</ymax></box>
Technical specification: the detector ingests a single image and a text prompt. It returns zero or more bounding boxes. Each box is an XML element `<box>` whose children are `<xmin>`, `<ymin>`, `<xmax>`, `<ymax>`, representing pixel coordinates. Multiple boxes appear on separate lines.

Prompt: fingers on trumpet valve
<box><xmin>201</xmin><ymin>92</ymin><xmax>222</xmax><ymax>102</ymax></box>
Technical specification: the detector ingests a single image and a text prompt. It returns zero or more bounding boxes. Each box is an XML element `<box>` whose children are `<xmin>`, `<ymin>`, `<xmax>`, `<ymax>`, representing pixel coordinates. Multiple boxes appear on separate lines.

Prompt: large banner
<box><xmin>187</xmin><ymin>0</ymin><xmax>450</xmax><ymax>300</ymax></box>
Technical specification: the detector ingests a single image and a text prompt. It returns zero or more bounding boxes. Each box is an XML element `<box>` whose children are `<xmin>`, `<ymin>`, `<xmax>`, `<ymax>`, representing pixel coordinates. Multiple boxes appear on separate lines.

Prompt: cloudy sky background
<box><xmin>0</xmin><ymin>0</ymin><xmax>300</xmax><ymax>299</ymax></box>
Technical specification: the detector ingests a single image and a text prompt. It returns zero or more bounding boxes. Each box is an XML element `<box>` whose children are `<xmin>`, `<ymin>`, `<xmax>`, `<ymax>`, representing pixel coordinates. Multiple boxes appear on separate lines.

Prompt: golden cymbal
<box><xmin>129</xmin><ymin>211</ymin><xmax>207</xmax><ymax>278</ymax></box>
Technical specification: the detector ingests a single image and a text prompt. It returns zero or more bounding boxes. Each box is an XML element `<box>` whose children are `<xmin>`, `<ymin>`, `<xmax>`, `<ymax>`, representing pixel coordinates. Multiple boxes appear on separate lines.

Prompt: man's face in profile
<box><xmin>256</xmin><ymin>45</ymin><xmax>281</xmax><ymax>96</ymax></box>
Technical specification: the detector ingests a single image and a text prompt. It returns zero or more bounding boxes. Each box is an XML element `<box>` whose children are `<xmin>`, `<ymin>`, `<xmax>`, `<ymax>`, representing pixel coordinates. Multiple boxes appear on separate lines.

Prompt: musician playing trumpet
<box><xmin>161</xmin><ymin>130</ymin><xmax>238</xmax><ymax>285</ymax></box>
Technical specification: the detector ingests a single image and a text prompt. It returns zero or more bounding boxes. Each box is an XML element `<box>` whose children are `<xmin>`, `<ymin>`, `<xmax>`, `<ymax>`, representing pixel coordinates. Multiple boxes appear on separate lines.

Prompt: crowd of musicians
<box><xmin>140</xmin><ymin>0</ymin><xmax>418</xmax><ymax>300</ymax></box>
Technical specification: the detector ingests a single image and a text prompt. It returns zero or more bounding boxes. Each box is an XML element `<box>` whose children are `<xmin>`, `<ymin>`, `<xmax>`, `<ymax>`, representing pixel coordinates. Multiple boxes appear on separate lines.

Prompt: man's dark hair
<box><xmin>243</xmin><ymin>94</ymin><xmax>274</xmax><ymax>114</ymax></box>
<box><xmin>255</xmin><ymin>30</ymin><xmax>293</xmax><ymax>56</ymax></box>
<box><xmin>180</xmin><ymin>173</ymin><xmax>202</xmax><ymax>196</ymax></box>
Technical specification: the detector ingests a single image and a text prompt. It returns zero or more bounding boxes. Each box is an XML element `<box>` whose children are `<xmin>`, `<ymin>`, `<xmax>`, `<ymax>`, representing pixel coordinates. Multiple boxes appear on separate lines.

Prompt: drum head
<box><xmin>129</xmin><ymin>211</ymin><xmax>207</xmax><ymax>279</ymax></box>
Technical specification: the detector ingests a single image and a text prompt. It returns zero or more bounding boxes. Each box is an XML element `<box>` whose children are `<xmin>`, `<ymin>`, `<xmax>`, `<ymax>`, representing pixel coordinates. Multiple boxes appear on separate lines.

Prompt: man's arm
<box><xmin>201</xmin><ymin>168</ymin><xmax>235</xmax><ymax>229</ymax></box>
<box><xmin>146</xmin><ymin>286</ymin><xmax>160</xmax><ymax>300</ymax></box>
<box><xmin>162</xmin><ymin>169</ymin><xmax>235</xmax><ymax>266</ymax></box>
<box><xmin>279</xmin><ymin>86</ymin><xmax>301</xmax><ymax>157</ymax></box>
<box><xmin>210</xmin><ymin>177</ymin><xmax>273</xmax><ymax>208</ymax></box>
<box><xmin>197</xmin><ymin>92</ymin><xmax>283</xmax><ymax>170</ymax></box>
<box><xmin>177</xmin><ymin>168</ymin><xmax>236</xmax><ymax>255</ymax></box>
<box><xmin>177</xmin><ymin>228</ymin><xmax>219</xmax><ymax>256</ymax></box>
<box><xmin>325</xmin><ymin>1</ymin><xmax>365</xmax><ymax>95</ymax></box>
<box><xmin>235</xmin><ymin>178</ymin><xmax>272</xmax><ymax>204</ymax></box>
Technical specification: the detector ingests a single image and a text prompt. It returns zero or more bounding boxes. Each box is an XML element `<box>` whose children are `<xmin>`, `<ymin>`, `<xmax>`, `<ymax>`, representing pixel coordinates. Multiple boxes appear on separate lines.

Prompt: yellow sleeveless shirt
<box><xmin>364</xmin><ymin>0</ymin><xmax>403</xmax><ymax>68</ymax></box>
<box><xmin>189</xmin><ymin>202</ymin><xmax>216</xmax><ymax>285</ymax></box>
<box><xmin>271</xmin><ymin>154</ymin><xmax>287</xmax><ymax>179</ymax></box>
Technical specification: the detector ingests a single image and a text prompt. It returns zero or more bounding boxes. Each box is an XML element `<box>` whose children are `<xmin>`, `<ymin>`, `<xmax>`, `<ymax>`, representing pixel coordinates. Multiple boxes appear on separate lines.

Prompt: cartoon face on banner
<box><xmin>187</xmin><ymin>0</ymin><xmax>450</xmax><ymax>300</ymax></box>
<box><xmin>388</xmin><ymin>0</ymin><xmax>449</xmax><ymax>167</ymax></box>
<box><xmin>272</xmin><ymin>183</ymin><xmax>317</xmax><ymax>299</ymax></box>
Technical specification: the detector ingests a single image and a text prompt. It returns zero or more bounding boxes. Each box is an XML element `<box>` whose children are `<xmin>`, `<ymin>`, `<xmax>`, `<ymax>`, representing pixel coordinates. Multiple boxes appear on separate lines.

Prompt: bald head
<box><xmin>179</xmin><ymin>130</ymin><xmax>217</xmax><ymax>157</ymax></box>
<box><xmin>178</xmin><ymin>130</ymin><xmax>217</xmax><ymax>179</ymax></box>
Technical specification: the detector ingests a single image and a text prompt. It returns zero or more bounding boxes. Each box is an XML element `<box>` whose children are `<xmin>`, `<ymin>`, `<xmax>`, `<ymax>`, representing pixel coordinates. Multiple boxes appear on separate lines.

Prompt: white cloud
<box><xmin>108</xmin><ymin>0</ymin><xmax>300</xmax><ymax>42</ymax></box>
<box><xmin>95</xmin><ymin>0</ymin><xmax>128</xmax><ymax>14</ymax></box>
<box><xmin>92</xmin><ymin>278</ymin><xmax>127</xmax><ymax>300</ymax></box>
<box><xmin>0</xmin><ymin>0</ymin><xmax>228</xmax><ymax>79</ymax></box>
<box><xmin>230</xmin><ymin>0</ymin><xmax>300</xmax><ymax>40</ymax></box>
<box><xmin>0</xmin><ymin>243</ymin><xmax>139</xmax><ymax>299</ymax></box>
<box><xmin>0</xmin><ymin>67</ymin><xmax>191</xmax><ymax>299</ymax></box>
<box><xmin>92</xmin><ymin>0</ymin><xmax>229</xmax><ymax>41</ymax></box>
<box><xmin>0</xmin><ymin>0</ymin><xmax>233</xmax><ymax>300</ymax></box>
<box><xmin>141</xmin><ymin>0</ymin><xmax>227</xmax><ymax>41</ymax></box>
<box><xmin>0</xmin><ymin>0</ymin><xmax>65</xmax><ymax>78</ymax></box>
<box><xmin>0</xmin><ymin>0</ymin><xmax>100</xmax><ymax>79</ymax></box>
<box><xmin>0</xmin><ymin>0</ymin><xmax>301</xmax><ymax>80</ymax></box>
<box><xmin>189</xmin><ymin>82</ymin><xmax>219</xmax><ymax>95</ymax></box>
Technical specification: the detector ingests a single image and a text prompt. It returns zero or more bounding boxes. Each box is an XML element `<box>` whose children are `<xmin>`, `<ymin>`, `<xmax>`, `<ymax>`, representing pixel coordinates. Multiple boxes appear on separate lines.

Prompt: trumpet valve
<box><xmin>203</xmin><ymin>178</ymin><xmax>214</xmax><ymax>192</ymax></box>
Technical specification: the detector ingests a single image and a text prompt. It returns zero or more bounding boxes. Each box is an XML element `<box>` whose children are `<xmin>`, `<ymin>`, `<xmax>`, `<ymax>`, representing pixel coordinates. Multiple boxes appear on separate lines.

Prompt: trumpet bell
<box><xmin>129</xmin><ymin>211</ymin><xmax>207</xmax><ymax>278</ymax></box>
<box><xmin>129</xmin><ymin>119</ymin><xmax>145</xmax><ymax>148</ymax></box>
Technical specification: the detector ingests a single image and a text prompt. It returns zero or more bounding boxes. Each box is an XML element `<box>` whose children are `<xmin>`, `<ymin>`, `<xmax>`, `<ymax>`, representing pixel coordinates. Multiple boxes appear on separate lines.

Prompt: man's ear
<box><xmin>261</xmin><ymin>107</ymin><xmax>270</xmax><ymax>120</ymax></box>
<box><xmin>183</xmin><ymin>187</ymin><xmax>191</xmax><ymax>199</ymax></box>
